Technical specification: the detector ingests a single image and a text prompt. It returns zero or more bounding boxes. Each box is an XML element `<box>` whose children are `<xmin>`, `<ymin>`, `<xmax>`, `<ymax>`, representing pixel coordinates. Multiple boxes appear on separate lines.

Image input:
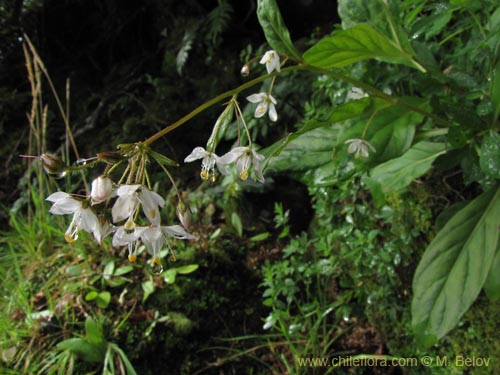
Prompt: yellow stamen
<box><xmin>125</xmin><ymin>220</ymin><xmax>134</xmax><ymax>230</ymax></box>
<box><xmin>64</xmin><ymin>234</ymin><xmax>77</xmax><ymax>243</ymax></box>
<box><xmin>211</xmin><ymin>174</ymin><xmax>216</xmax><ymax>182</ymax></box>
<box><xmin>200</xmin><ymin>170</ymin><xmax>209</xmax><ymax>180</ymax></box>
<box><xmin>151</xmin><ymin>257</ymin><xmax>162</xmax><ymax>266</ymax></box>
<box><xmin>240</xmin><ymin>170</ymin><xmax>249</xmax><ymax>181</ymax></box>
<box><xmin>128</xmin><ymin>254</ymin><xmax>137</xmax><ymax>263</ymax></box>
<box><xmin>150</xmin><ymin>209</ymin><xmax>156</xmax><ymax>219</ymax></box>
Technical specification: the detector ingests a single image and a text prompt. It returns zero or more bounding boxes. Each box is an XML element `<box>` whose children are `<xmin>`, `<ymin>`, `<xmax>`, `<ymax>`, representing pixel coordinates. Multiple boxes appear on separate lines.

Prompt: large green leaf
<box><xmin>303</xmin><ymin>24</ymin><xmax>420</xmax><ymax>70</ymax></box>
<box><xmin>265</xmin><ymin>100</ymin><xmax>424</xmax><ymax>185</ymax></box>
<box><xmin>339</xmin><ymin>104</ymin><xmax>424</xmax><ymax>162</ymax></box>
<box><xmin>370</xmin><ymin>142</ymin><xmax>447</xmax><ymax>192</ymax></box>
<box><xmin>484</xmin><ymin>245</ymin><xmax>500</xmax><ymax>301</ymax></box>
<box><xmin>257</xmin><ymin>0</ymin><xmax>301</xmax><ymax>60</ymax></box>
<box><xmin>412</xmin><ymin>186</ymin><xmax>500</xmax><ymax>345</ymax></box>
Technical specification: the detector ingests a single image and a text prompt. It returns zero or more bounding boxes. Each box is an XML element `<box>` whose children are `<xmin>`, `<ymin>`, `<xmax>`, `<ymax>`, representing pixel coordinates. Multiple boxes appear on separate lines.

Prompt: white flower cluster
<box><xmin>184</xmin><ymin>50</ymin><xmax>282</xmax><ymax>184</ymax></box>
<box><xmin>185</xmin><ymin>146</ymin><xmax>264</xmax><ymax>183</ymax></box>
<box><xmin>47</xmin><ymin>176</ymin><xmax>195</xmax><ymax>266</ymax></box>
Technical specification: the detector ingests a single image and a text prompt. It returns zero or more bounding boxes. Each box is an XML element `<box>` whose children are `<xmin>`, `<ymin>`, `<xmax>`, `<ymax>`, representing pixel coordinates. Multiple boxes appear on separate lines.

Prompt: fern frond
<box><xmin>205</xmin><ymin>0</ymin><xmax>233</xmax><ymax>47</ymax></box>
<box><xmin>176</xmin><ymin>31</ymin><xmax>194</xmax><ymax>75</ymax></box>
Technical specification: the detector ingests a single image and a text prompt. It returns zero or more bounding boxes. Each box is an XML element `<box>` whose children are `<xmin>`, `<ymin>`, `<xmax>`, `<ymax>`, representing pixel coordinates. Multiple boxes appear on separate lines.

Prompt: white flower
<box><xmin>246</xmin><ymin>93</ymin><xmax>278</xmax><ymax>122</ymax></box>
<box><xmin>111</xmin><ymin>184</ymin><xmax>141</xmax><ymax>226</ymax></box>
<box><xmin>184</xmin><ymin>147</ymin><xmax>228</xmax><ymax>181</ymax></box>
<box><xmin>46</xmin><ymin>192</ymin><xmax>101</xmax><ymax>243</ymax></box>
<box><xmin>113</xmin><ymin>225</ymin><xmax>144</xmax><ymax>263</ymax></box>
<box><xmin>111</xmin><ymin>185</ymin><xmax>165</xmax><ymax>226</ymax></box>
<box><xmin>345</xmin><ymin>139</ymin><xmax>376</xmax><ymax>159</ymax></box>
<box><xmin>219</xmin><ymin>147</ymin><xmax>265</xmax><ymax>183</ymax></box>
<box><xmin>90</xmin><ymin>176</ymin><xmax>114</xmax><ymax>204</ymax></box>
<box><xmin>113</xmin><ymin>223</ymin><xmax>196</xmax><ymax>263</ymax></box>
<box><xmin>260</xmin><ymin>50</ymin><xmax>280</xmax><ymax>74</ymax></box>
<box><xmin>139</xmin><ymin>188</ymin><xmax>165</xmax><ymax>226</ymax></box>
<box><xmin>346</xmin><ymin>87</ymin><xmax>368</xmax><ymax>100</ymax></box>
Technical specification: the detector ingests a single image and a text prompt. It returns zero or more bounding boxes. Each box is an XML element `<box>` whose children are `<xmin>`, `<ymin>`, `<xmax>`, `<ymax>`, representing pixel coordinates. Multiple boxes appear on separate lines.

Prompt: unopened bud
<box><xmin>90</xmin><ymin>176</ymin><xmax>114</xmax><ymax>204</ymax></box>
<box><xmin>40</xmin><ymin>153</ymin><xmax>67</xmax><ymax>178</ymax></box>
<box><xmin>176</xmin><ymin>201</ymin><xmax>192</xmax><ymax>229</ymax></box>
<box><xmin>97</xmin><ymin>151</ymin><xmax>124</xmax><ymax>164</ymax></box>
<box><xmin>241</xmin><ymin>64</ymin><xmax>250</xmax><ymax>77</ymax></box>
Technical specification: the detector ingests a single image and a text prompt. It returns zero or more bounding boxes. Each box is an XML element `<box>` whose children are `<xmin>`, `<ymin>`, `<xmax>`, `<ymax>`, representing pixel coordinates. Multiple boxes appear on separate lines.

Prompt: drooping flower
<box><xmin>246</xmin><ymin>93</ymin><xmax>277</xmax><ymax>122</ymax></box>
<box><xmin>260</xmin><ymin>50</ymin><xmax>280</xmax><ymax>74</ymax></box>
<box><xmin>344</xmin><ymin>139</ymin><xmax>376</xmax><ymax>159</ymax></box>
<box><xmin>184</xmin><ymin>147</ymin><xmax>227</xmax><ymax>181</ymax></box>
<box><xmin>111</xmin><ymin>185</ymin><xmax>165</xmax><ymax>226</ymax></box>
<box><xmin>46</xmin><ymin>192</ymin><xmax>101</xmax><ymax>243</ymax></box>
<box><xmin>90</xmin><ymin>176</ymin><xmax>114</xmax><ymax>204</ymax></box>
<box><xmin>139</xmin><ymin>188</ymin><xmax>165</xmax><ymax>226</ymax></box>
<box><xmin>113</xmin><ymin>225</ymin><xmax>144</xmax><ymax>263</ymax></box>
<box><xmin>219</xmin><ymin>147</ymin><xmax>265</xmax><ymax>183</ymax></box>
<box><xmin>111</xmin><ymin>185</ymin><xmax>141</xmax><ymax>226</ymax></box>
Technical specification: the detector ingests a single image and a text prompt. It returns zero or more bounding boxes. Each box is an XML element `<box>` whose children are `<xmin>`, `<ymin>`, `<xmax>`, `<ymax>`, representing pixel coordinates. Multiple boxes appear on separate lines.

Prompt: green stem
<box><xmin>143</xmin><ymin>66</ymin><xmax>305</xmax><ymax>146</ymax></box>
<box><xmin>142</xmin><ymin>63</ymin><xmax>451</xmax><ymax>147</ymax></box>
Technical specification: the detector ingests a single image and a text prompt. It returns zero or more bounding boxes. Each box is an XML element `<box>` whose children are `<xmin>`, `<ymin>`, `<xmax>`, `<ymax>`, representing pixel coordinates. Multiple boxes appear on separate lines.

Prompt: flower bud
<box><xmin>40</xmin><ymin>153</ymin><xmax>67</xmax><ymax>178</ymax></box>
<box><xmin>176</xmin><ymin>201</ymin><xmax>192</xmax><ymax>229</ymax></box>
<box><xmin>240</xmin><ymin>64</ymin><xmax>250</xmax><ymax>77</ymax></box>
<box><xmin>97</xmin><ymin>151</ymin><xmax>124</xmax><ymax>164</ymax></box>
<box><xmin>91</xmin><ymin>176</ymin><xmax>114</xmax><ymax>204</ymax></box>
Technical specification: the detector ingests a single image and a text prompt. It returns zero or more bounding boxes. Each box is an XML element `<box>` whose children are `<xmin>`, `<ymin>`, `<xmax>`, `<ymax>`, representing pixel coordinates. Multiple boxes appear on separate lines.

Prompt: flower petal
<box><xmin>163</xmin><ymin>225</ymin><xmax>197</xmax><ymax>240</ymax></box>
<box><xmin>116</xmin><ymin>184</ymin><xmax>141</xmax><ymax>196</ymax></box>
<box><xmin>268</xmin><ymin>103</ymin><xmax>278</xmax><ymax>122</ymax></box>
<box><xmin>219</xmin><ymin>147</ymin><xmax>246</xmax><ymax>165</ymax></box>
<box><xmin>184</xmin><ymin>146</ymin><xmax>207</xmax><ymax>163</ymax></box>
<box><xmin>246</xmin><ymin>93</ymin><xmax>266</xmax><ymax>103</ymax></box>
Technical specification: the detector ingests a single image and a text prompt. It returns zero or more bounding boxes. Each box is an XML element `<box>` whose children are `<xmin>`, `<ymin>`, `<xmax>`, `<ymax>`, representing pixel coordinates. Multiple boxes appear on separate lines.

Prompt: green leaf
<box><xmin>370</xmin><ymin>142</ymin><xmax>447</xmax><ymax>192</ymax></box>
<box><xmin>85</xmin><ymin>291</ymin><xmax>98</xmax><ymax>301</ymax></box>
<box><xmin>480</xmin><ymin>132</ymin><xmax>500</xmax><ymax>178</ymax></box>
<box><xmin>206</xmin><ymin>104</ymin><xmax>234</xmax><ymax>151</ymax></box>
<box><xmin>163</xmin><ymin>269</ymin><xmax>177</xmax><ymax>284</ymax></box>
<box><xmin>65</xmin><ymin>264</ymin><xmax>82</xmax><ymax>277</ymax></box>
<box><xmin>96</xmin><ymin>291</ymin><xmax>111</xmax><ymax>309</ymax></box>
<box><xmin>411</xmin><ymin>10</ymin><xmax>452</xmax><ymax>41</ymax></box>
<box><xmin>114</xmin><ymin>265</ymin><xmax>134</xmax><ymax>276</ymax></box>
<box><xmin>256</xmin><ymin>0</ymin><xmax>301</xmax><ymax>59</ymax></box>
<box><xmin>484</xmin><ymin>245</ymin><xmax>500</xmax><ymax>301</ymax></box>
<box><xmin>491</xmin><ymin>60</ymin><xmax>500</xmax><ymax>124</ymax></box>
<box><xmin>103</xmin><ymin>261</ymin><xmax>115</xmax><ymax>281</ymax></box>
<box><xmin>109</xmin><ymin>343</ymin><xmax>138</xmax><ymax>375</ymax></box>
<box><xmin>85</xmin><ymin>317</ymin><xmax>105</xmax><ymax>344</ymax></box>
<box><xmin>231</xmin><ymin>212</ymin><xmax>243</xmax><ymax>237</ymax></box>
<box><xmin>412</xmin><ymin>186</ymin><xmax>500</xmax><ymax>344</ymax></box>
<box><xmin>250</xmin><ymin>232</ymin><xmax>271</xmax><ymax>241</ymax></box>
<box><xmin>142</xmin><ymin>279</ymin><xmax>155</xmax><ymax>301</ymax></box>
<box><xmin>303</xmin><ymin>24</ymin><xmax>419</xmax><ymax>70</ymax></box>
<box><xmin>148</xmin><ymin>148</ymin><xmax>178</xmax><ymax>167</ymax></box>
<box><xmin>174</xmin><ymin>264</ymin><xmax>199</xmax><ymax>275</ymax></box>
<box><xmin>57</xmin><ymin>338</ymin><xmax>106</xmax><ymax>363</ymax></box>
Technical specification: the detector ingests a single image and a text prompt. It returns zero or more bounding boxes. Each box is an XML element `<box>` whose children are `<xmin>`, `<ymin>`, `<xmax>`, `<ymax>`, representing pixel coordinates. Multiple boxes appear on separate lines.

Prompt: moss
<box><xmin>447</xmin><ymin>295</ymin><xmax>500</xmax><ymax>374</ymax></box>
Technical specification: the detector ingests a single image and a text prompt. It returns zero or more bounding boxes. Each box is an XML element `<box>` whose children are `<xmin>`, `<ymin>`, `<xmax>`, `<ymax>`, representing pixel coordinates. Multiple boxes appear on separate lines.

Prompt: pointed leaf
<box><xmin>257</xmin><ymin>0</ymin><xmax>301</xmax><ymax>59</ymax></box>
<box><xmin>412</xmin><ymin>186</ymin><xmax>500</xmax><ymax>344</ymax></box>
<box><xmin>370</xmin><ymin>142</ymin><xmax>447</xmax><ymax>192</ymax></box>
<box><xmin>207</xmin><ymin>104</ymin><xmax>234</xmax><ymax>151</ymax></box>
<box><xmin>57</xmin><ymin>338</ymin><xmax>106</xmax><ymax>363</ymax></box>
<box><xmin>174</xmin><ymin>264</ymin><xmax>199</xmax><ymax>275</ymax></box>
<box><xmin>304</xmin><ymin>24</ymin><xmax>420</xmax><ymax>70</ymax></box>
<box><xmin>85</xmin><ymin>317</ymin><xmax>105</xmax><ymax>345</ymax></box>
